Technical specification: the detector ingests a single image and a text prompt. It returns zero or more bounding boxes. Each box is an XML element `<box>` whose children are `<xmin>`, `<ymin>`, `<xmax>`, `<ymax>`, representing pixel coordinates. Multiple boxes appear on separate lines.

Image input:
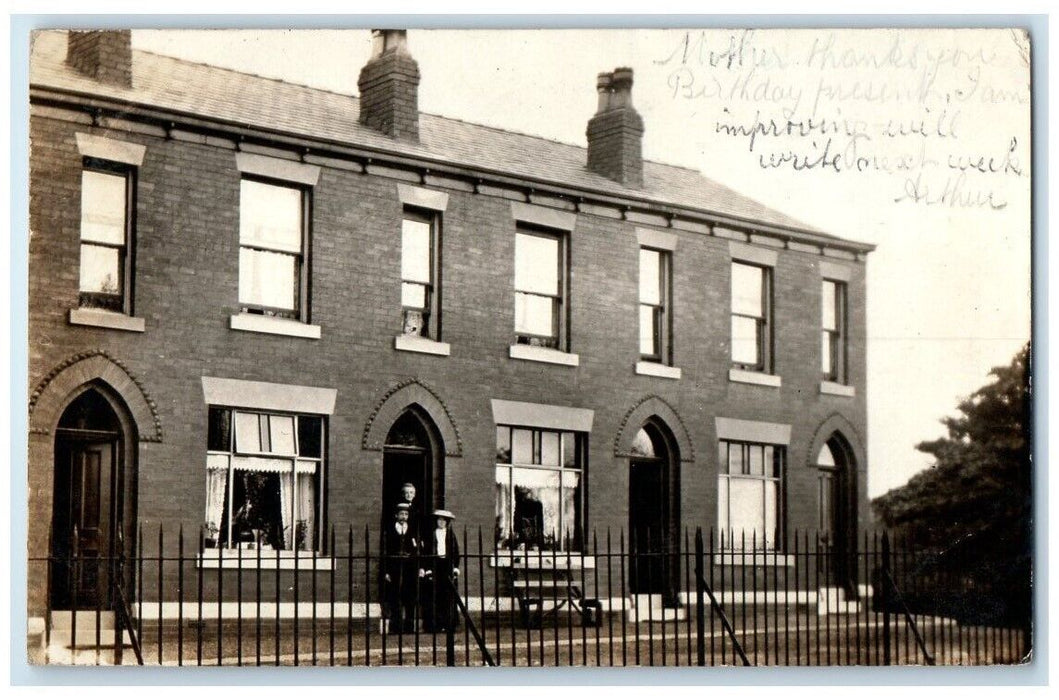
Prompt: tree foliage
<box><xmin>872</xmin><ymin>343</ymin><xmax>1032</xmax><ymax>626</ymax></box>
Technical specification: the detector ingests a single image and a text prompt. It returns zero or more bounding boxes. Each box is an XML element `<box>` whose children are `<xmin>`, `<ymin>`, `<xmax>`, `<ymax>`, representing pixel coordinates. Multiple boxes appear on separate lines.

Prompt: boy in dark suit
<box><xmin>383</xmin><ymin>502</ymin><xmax>419</xmax><ymax>633</ymax></box>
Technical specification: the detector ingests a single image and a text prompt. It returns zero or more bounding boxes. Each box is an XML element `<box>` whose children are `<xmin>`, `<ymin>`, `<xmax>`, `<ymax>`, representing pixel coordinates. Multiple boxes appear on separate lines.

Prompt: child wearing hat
<box><xmin>383</xmin><ymin>501</ymin><xmax>420</xmax><ymax>634</ymax></box>
<box><xmin>420</xmin><ymin>509</ymin><xmax>460</xmax><ymax>633</ymax></box>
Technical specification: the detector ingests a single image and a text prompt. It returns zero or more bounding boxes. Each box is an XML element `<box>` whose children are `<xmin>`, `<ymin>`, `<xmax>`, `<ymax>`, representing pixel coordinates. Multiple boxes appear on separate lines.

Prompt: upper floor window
<box><xmin>514</xmin><ymin>227</ymin><xmax>568</xmax><ymax>350</ymax></box>
<box><xmin>495</xmin><ymin>426</ymin><xmax>585</xmax><ymax>551</ymax></box>
<box><xmin>822</xmin><ymin>280</ymin><xmax>847</xmax><ymax>383</ymax></box>
<box><xmin>239</xmin><ymin>178</ymin><xmax>308</xmax><ymax>320</ymax></box>
<box><xmin>717</xmin><ymin>439</ymin><xmax>785</xmax><ymax>550</ymax></box>
<box><xmin>401</xmin><ymin>210</ymin><xmax>440</xmax><ymax>339</ymax></box>
<box><xmin>79</xmin><ymin>160</ymin><xmax>133</xmax><ymax>312</ymax></box>
<box><xmin>205</xmin><ymin>406</ymin><xmax>325</xmax><ymax>552</ymax></box>
<box><xmin>731</xmin><ymin>262</ymin><xmax>772</xmax><ymax>372</ymax></box>
<box><xmin>639</xmin><ymin>247</ymin><xmax>672</xmax><ymax>363</ymax></box>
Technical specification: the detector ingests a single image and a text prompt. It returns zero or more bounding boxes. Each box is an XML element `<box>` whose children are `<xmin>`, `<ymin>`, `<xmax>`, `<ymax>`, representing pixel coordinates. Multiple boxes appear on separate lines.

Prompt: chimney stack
<box><xmin>66</xmin><ymin>30</ymin><xmax>132</xmax><ymax>88</ymax></box>
<box><xmin>586</xmin><ymin>67</ymin><xmax>644</xmax><ymax>188</ymax></box>
<box><xmin>357</xmin><ymin>29</ymin><xmax>421</xmax><ymax>142</ymax></box>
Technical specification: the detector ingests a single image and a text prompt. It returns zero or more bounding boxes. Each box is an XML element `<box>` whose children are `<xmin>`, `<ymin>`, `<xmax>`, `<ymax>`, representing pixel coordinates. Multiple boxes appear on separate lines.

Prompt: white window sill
<box><xmin>394</xmin><ymin>334</ymin><xmax>451</xmax><ymax>356</ymax></box>
<box><xmin>635</xmin><ymin>361</ymin><xmax>682</xmax><ymax>380</ymax></box>
<box><xmin>489</xmin><ymin>551</ymin><xmax>595</xmax><ymax>569</ymax></box>
<box><xmin>820</xmin><ymin>381</ymin><xmax>856</xmax><ymax>397</ymax></box>
<box><xmin>729</xmin><ymin>368</ymin><xmax>782</xmax><ymax>387</ymax></box>
<box><xmin>508</xmin><ymin>343</ymin><xmax>579</xmax><ymax>367</ymax></box>
<box><xmin>230</xmin><ymin>313</ymin><xmax>321</xmax><ymax>339</ymax></box>
<box><xmin>69</xmin><ymin>308</ymin><xmax>145</xmax><ymax>333</ymax></box>
<box><xmin>712</xmin><ymin>553</ymin><xmax>795</xmax><ymax>567</ymax></box>
<box><xmin>198</xmin><ymin>550</ymin><xmax>333</xmax><ymax>570</ymax></box>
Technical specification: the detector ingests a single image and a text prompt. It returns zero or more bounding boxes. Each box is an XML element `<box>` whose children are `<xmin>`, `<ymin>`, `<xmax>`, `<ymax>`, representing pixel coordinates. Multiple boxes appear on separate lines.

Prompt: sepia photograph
<box><xmin>21</xmin><ymin>23</ymin><xmax>1033</xmax><ymax>671</ymax></box>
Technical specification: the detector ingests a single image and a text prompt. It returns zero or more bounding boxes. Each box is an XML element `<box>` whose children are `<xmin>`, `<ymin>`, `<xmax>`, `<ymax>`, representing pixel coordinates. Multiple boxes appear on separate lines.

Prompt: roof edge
<box><xmin>30</xmin><ymin>84</ymin><xmax>877</xmax><ymax>255</ymax></box>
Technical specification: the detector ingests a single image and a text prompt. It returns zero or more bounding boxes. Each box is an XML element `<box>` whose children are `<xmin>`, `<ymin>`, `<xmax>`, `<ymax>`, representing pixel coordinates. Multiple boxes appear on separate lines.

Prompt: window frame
<box><xmin>639</xmin><ymin>246</ymin><xmax>672</xmax><ymax>364</ymax></box>
<box><xmin>78</xmin><ymin>157</ymin><xmax>135</xmax><ymax>314</ymax></box>
<box><xmin>494</xmin><ymin>425</ymin><xmax>586</xmax><ymax>552</ymax></box>
<box><xmin>730</xmin><ymin>261</ymin><xmax>774</xmax><ymax>373</ymax></box>
<box><xmin>237</xmin><ymin>175</ymin><xmax>312</xmax><ymax>322</ymax></box>
<box><xmin>205</xmin><ymin>406</ymin><xmax>327</xmax><ymax>554</ymax></box>
<box><xmin>400</xmin><ymin>207</ymin><xmax>442</xmax><ymax>340</ymax></box>
<box><xmin>821</xmin><ymin>279</ymin><xmax>848</xmax><ymax>383</ymax></box>
<box><xmin>716</xmin><ymin>439</ymin><xmax>786</xmax><ymax>551</ymax></box>
<box><xmin>513</xmin><ymin>225</ymin><xmax>569</xmax><ymax>352</ymax></box>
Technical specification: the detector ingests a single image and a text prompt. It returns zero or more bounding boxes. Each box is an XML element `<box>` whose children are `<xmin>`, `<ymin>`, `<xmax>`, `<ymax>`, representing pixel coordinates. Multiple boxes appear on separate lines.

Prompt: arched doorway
<box><xmin>50</xmin><ymin>386</ymin><xmax>136</xmax><ymax>610</ymax></box>
<box><xmin>628</xmin><ymin>420</ymin><xmax>680</xmax><ymax>597</ymax></box>
<box><xmin>815</xmin><ymin>434</ymin><xmax>856</xmax><ymax>595</ymax></box>
<box><xmin>381</xmin><ymin>407</ymin><xmax>444</xmax><ymax>537</ymax></box>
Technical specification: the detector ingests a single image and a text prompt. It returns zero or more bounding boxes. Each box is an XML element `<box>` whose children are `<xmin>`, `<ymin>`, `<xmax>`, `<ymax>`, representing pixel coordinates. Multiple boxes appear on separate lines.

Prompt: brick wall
<box><xmin>28</xmin><ymin>106</ymin><xmax>869</xmax><ymax>603</ymax></box>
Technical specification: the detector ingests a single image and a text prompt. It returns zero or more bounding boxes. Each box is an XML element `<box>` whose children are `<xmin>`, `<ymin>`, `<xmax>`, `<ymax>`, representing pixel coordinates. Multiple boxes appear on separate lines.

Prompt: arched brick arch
<box><xmin>806</xmin><ymin>412</ymin><xmax>866</xmax><ymax>472</ymax></box>
<box><xmin>613</xmin><ymin>395</ymin><xmax>695</xmax><ymax>462</ymax></box>
<box><xmin>362</xmin><ymin>378</ymin><xmax>462</xmax><ymax>457</ymax></box>
<box><xmin>28</xmin><ymin>350</ymin><xmax>162</xmax><ymax>441</ymax></box>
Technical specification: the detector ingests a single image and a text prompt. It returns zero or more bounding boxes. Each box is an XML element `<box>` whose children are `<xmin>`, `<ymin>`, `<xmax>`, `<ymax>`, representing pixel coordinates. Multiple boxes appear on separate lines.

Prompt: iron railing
<box><xmin>30</xmin><ymin>525</ymin><xmax>1031</xmax><ymax>667</ymax></box>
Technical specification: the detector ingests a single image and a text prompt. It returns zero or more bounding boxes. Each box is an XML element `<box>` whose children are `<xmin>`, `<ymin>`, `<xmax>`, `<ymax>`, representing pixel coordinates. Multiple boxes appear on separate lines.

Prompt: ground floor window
<box><xmin>495</xmin><ymin>426</ymin><xmax>584</xmax><ymax>551</ymax></box>
<box><xmin>205</xmin><ymin>407</ymin><xmax>324</xmax><ymax>552</ymax></box>
<box><xmin>717</xmin><ymin>440</ymin><xmax>784</xmax><ymax>550</ymax></box>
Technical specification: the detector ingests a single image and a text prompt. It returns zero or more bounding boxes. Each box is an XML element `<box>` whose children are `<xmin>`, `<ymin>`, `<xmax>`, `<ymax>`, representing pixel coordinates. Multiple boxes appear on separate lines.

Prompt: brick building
<box><xmin>27</xmin><ymin>30</ymin><xmax>874</xmax><ymax>633</ymax></box>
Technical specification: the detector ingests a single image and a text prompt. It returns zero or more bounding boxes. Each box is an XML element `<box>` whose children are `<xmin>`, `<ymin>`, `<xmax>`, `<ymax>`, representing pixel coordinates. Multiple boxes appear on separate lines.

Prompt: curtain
<box><xmin>495</xmin><ymin>468</ymin><xmax>512</xmax><ymax>547</ymax></box>
<box><xmin>278</xmin><ymin>471</ymin><xmax>293</xmax><ymax>550</ymax></box>
<box><xmin>296</xmin><ymin>472</ymin><xmax>315</xmax><ymax>551</ymax></box>
<box><xmin>204</xmin><ymin>456</ymin><xmax>228</xmax><ymax>545</ymax></box>
<box><xmin>560</xmin><ymin>471</ymin><xmax>580</xmax><ymax>548</ymax></box>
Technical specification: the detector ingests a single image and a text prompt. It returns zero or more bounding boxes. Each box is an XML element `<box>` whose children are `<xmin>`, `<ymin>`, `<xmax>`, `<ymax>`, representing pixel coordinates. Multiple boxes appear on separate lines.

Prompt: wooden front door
<box><xmin>52</xmin><ymin>435</ymin><xmax>116</xmax><ymax>609</ymax></box>
<box><xmin>629</xmin><ymin>457</ymin><xmax>667</xmax><ymax>594</ymax></box>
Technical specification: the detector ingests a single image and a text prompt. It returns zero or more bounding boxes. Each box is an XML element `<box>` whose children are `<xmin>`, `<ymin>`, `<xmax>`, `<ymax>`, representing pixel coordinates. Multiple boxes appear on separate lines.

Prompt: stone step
<box><xmin>625</xmin><ymin>594</ymin><xmax>687</xmax><ymax>623</ymax></box>
<box><xmin>48</xmin><ymin>626</ymin><xmax>134</xmax><ymax>648</ymax></box>
<box><xmin>45</xmin><ymin>642</ymin><xmax>141</xmax><ymax>666</ymax></box>
<box><xmin>49</xmin><ymin>610</ymin><xmax>115</xmax><ymax>630</ymax></box>
<box><xmin>816</xmin><ymin>587</ymin><xmax>863</xmax><ymax>615</ymax></box>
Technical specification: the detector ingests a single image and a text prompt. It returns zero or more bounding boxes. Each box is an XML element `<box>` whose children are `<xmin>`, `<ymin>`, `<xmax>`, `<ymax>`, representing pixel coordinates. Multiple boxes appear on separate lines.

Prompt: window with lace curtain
<box><xmin>494</xmin><ymin>426</ymin><xmax>585</xmax><ymax>551</ymax></box>
<box><xmin>204</xmin><ymin>407</ymin><xmax>324</xmax><ymax>552</ymax></box>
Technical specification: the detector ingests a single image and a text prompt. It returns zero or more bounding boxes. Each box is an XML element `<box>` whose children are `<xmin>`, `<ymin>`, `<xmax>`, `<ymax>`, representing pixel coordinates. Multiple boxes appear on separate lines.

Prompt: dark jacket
<box><xmin>424</xmin><ymin>527</ymin><xmax>460</xmax><ymax>579</ymax></box>
<box><xmin>383</xmin><ymin>522</ymin><xmax>419</xmax><ymax>582</ymax></box>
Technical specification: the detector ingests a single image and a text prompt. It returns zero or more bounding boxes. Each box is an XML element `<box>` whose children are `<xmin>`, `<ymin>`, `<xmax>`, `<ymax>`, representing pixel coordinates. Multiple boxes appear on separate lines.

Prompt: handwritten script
<box><xmin>657</xmin><ymin>30</ymin><xmax>1030</xmax><ymax>209</ymax></box>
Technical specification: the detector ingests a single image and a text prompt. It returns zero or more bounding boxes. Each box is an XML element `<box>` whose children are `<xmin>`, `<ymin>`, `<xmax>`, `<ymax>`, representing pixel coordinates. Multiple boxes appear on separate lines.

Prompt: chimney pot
<box><xmin>372</xmin><ymin>29</ymin><xmax>410</xmax><ymax>57</ymax></box>
<box><xmin>595</xmin><ymin>72</ymin><xmax>613</xmax><ymax>114</ymax></box>
<box><xmin>611</xmin><ymin>67</ymin><xmax>634</xmax><ymax>90</ymax></box>
<box><xmin>610</xmin><ymin>67</ymin><xmax>634</xmax><ymax>108</ymax></box>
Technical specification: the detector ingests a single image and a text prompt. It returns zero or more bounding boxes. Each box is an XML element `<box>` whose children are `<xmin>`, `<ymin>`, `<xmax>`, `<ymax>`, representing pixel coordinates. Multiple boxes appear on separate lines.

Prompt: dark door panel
<box><xmin>629</xmin><ymin>458</ymin><xmax>666</xmax><ymax>594</ymax></box>
<box><xmin>52</xmin><ymin>438</ymin><xmax>114</xmax><ymax>609</ymax></box>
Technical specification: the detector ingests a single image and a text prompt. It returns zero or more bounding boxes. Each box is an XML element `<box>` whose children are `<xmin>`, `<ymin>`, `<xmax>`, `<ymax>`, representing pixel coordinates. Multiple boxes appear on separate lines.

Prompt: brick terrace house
<box><xmin>27</xmin><ymin>30</ymin><xmax>874</xmax><ymax>636</ymax></box>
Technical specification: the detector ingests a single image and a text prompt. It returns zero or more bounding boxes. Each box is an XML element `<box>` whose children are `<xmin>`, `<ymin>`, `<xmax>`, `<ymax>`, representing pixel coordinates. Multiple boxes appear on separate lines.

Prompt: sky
<box><xmin>131</xmin><ymin>28</ymin><xmax>1032</xmax><ymax>498</ymax></box>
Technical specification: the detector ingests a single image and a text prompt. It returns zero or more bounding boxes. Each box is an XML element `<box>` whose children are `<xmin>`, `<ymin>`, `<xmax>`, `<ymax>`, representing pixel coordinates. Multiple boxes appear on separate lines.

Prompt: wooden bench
<box><xmin>491</xmin><ymin>552</ymin><xmax>600</xmax><ymax>628</ymax></box>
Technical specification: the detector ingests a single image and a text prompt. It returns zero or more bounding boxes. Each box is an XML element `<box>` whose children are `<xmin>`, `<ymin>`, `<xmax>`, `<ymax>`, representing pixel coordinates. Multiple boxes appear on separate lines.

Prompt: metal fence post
<box><xmin>882</xmin><ymin>532</ymin><xmax>892</xmax><ymax>666</ymax></box>
<box><xmin>446</xmin><ymin>612</ymin><xmax>456</xmax><ymax>666</ymax></box>
<box><xmin>695</xmin><ymin>528</ymin><xmax>706</xmax><ymax>666</ymax></box>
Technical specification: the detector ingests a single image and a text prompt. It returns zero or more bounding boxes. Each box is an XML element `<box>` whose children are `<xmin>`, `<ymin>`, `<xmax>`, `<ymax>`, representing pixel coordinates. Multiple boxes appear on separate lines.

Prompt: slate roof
<box><xmin>31</xmin><ymin>31</ymin><xmax>865</xmax><ymax>247</ymax></box>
